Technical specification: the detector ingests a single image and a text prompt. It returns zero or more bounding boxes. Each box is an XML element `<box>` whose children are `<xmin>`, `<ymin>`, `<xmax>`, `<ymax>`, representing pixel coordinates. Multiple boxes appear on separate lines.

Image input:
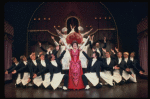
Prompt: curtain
<box><xmin>4</xmin><ymin>40</ymin><xmax>12</xmax><ymax>81</ymax></box>
<box><xmin>139</xmin><ymin>35</ymin><xmax>148</xmax><ymax>75</ymax></box>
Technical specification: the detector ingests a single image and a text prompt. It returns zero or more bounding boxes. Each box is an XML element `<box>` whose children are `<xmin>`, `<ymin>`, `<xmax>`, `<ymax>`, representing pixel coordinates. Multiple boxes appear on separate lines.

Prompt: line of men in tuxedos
<box><xmin>5</xmin><ymin>36</ymin><xmax>145</xmax><ymax>90</ymax></box>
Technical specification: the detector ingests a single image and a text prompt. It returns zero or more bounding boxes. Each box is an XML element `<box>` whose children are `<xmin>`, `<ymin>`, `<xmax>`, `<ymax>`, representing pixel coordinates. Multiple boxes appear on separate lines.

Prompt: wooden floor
<box><xmin>4</xmin><ymin>76</ymin><xmax>148</xmax><ymax>98</ymax></box>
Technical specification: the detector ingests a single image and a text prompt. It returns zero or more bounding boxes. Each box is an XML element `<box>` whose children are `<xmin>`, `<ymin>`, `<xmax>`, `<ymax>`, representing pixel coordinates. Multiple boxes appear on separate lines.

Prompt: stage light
<box><xmin>90</xmin><ymin>25</ymin><xmax>92</xmax><ymax>27</ymax></box>
<box><xmin>48</xmin><ymin>18</ymin><xmax>50</xmax><ymax>20</ymax></box>
<box><xmin>58</xmin><ymin>25</ymin><xmax>60</xmax><ymax>27</ymax></box>
<box><xmin>99</xmin><ymin>17</ymin><xmax>101</xmax><ymax>19</ymax></box>
<box><xmin>86</xmin><ymin>25</ymin><xmax>88</xmax><ymax>27</ymax></box>
<box><xmin>109</xmin><ymin>17</ymin><xmax>111</xmax><ymax>19</ymax></box>
<box><xmin>95</xmin><ymin>17</ymin><xmax>97</xmax><ymax>19</ymax></box>
<box><xmin>38</xmin><ymin>18</ymin><xmax>40</xmax><ymax>20</ymax></box>
<box><xmin>44</xmin><ymin>18</ymin><xmax>46</xmax><ymax>20</ymax></box>
<box><xmin>34</xmin><ymin>18</ymin><xmax>36</xmax><ymax>20</ymax></box>
<box><xmin>54</xmin><ymin>25</ymin><xmax>56</xmax><ymax>28</ymax></box>
<box><xmin>105</xmin><ymin>17</ymin><xmax>106</xmax><ymax>19</ymax></box>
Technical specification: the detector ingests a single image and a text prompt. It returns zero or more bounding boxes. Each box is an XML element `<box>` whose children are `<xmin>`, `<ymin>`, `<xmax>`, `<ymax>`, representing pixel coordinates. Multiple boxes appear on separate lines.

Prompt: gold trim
<box><xmin>28</xmin><ymin>30</ymin><xmax>59</xmax><ymax>36</ymax></box>
<box><xmin>65</xmin><ymin>16</ymin><xmax>80</xmax><ymax>27</ymax></box>
<box><xmin>100</xmin><ymin>2</ymin><xmax>119</xmax><ymax>50</ymax></box>
<box><xmin>90</xmin><ymin>28</ymin><xmax>116</xmax><ymax>35</ymax></box>
<box><xmin>26</xmin><ymin>2</ymin><xmax>45</xmax><ymax>56</ymax></box>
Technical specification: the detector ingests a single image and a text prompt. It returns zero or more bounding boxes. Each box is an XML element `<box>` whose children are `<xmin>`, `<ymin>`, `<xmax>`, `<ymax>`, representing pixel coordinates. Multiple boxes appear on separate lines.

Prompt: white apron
<box><xmin>113</xmin><ymin>70</ymin><xmax>122</xmax><ymax>83</ymax></box>
<box><xmin>33</xmin><ymin>75</ymin><xmax>43</xmax><ymax>87</ymax></box>
<box><xmin>61</xmin><ymin>46</ymin><xmax>71</xmax><ymax>70</ymax></box>
<box><xmin>84</xmin><ymin>72</ymin><xmax>99</xmax><ymax>86</ymax></box>
<box><xmin>100</xmin><ymin>70</ymin><xmax>113</xmax><ymax>86</ymax></box>
<box><xmin>79</xmin><ymin>43</ymin><xmax>88</xmax><ymax>69</ymax></box>
<box><xmin>122</xmin><ymin>70</ymin><xmax>130</xmax><ymax>80</ymax></box>
<box><xmin>129</xmin><ymin>68</ymin><xmax>137</xmax><ymax>82</ymax></box>
<box><xmin>79</xmin><ymin>52</ymin><xmax>88</xmax><ymax>69</ymax></box>
<box><xmin>15</xmin><ymin>73</ymin><xmax>22</xmax><ymax>85</ymax></box>
<box><xmin>50</xmin><ymin>72</ymin><xmax>65</xmax><ymax>90</ymax></box>
<box><xmin>42</xmin><ymin>73</ymin><xmax>51</xmax><ymax>88</ymax></box>
<box><xmin>21</xmin><ymin>72</ymin><xmax>30</xmax><ymax>86</ymax></box>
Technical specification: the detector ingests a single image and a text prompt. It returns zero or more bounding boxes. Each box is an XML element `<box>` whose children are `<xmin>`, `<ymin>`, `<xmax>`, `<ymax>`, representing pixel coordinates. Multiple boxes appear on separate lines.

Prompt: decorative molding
<box><xmin>65</xmin><ymin>16</ymin><xmax>81</xmax><ymax>27</ymax></box>
<box><xmin>89</xmin><ymin>28</ymin><xmax>116</xmax><ymax>35</ymax></box>
<box><xmin>28</xmin><ymin>29</ymin><xmax>59</xmax><ymax>37</ymax></box>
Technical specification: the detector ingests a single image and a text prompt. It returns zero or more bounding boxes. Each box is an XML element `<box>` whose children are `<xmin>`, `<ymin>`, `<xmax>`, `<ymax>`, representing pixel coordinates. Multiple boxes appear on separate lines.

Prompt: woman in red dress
<box><xmin>60</xmin><ymin>33</ymin><xmax>90</xmax><ymax>90</ymax></box>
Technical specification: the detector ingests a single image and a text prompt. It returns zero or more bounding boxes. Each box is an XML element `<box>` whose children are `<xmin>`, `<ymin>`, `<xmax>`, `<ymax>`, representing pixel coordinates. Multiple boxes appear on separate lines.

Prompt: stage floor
<box><xmin>4</xmin><ymin>76</ymin><xmax>148</xmax><ymax>98</ymax></box>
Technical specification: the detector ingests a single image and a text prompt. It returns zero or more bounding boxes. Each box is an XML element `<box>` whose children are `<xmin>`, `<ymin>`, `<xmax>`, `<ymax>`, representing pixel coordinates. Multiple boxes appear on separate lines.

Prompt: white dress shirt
<box><xmin>15</xmin><ymin>62</ymin><xmax>19</xmax><ymax>66</ymax></box>
<box><xmin>130</xmin><ymin>57</ymin><xmax>134</xmax><ymax>62</ymax></box>
<box><xmin>47</xmin><ymin>50</ymin><xmax>52</xmax><ymax>55</ymax></box>
<box><xmin>23</xmin><ymin>61</ymin><xmax>27</xmax><ymax>65</ymax></box>
<box><xmin>124</xmin><ymin>58</ymin><xmax>128</xmax><ymax>63</ymax></box>
<box><xmin>106</xmin><ymin>57</ymin><xmax>111</xmax><ymax>65</ymax></box>
<box><xmin>91</xmin><ymin>58</ymin><xmax>97</xmax><ymax>66</ymax></box>
<box><xmin>96</xmin><ymin>48</ymin><xmax>101</xmax><ymax>56</ymax></box>
<box><xmin>32</xmin><ymin>60</ymin><xmax>37</xmax><ymax>66</ymax></box>
<box><xmin>41</xmin><ymin>60</ymin><xmax>46</xmax><ymax>67</ymax></box>
<box><xmin>51</xmin><ymin>60</ymin><xmax>58</xmax><ymax>67</ymax></box>
<box><xmin>118</xmin><ymin>58</ymin><xmax>122</xmax><ymax>64</ymax></box>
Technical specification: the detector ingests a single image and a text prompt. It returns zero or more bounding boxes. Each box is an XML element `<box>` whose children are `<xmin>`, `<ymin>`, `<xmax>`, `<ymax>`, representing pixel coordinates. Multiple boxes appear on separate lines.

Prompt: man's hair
<box><xmin>11</xmin><ymin>57</ymin><xmax>16</xmax><ymax>61</ymax></box>
<box><xmin>131</xmin><ymin>51</ymin><xmax>135</xmax><ymax>55</ymax></box>
<box><xmin>20</xmin><ymin>55</ymin><xmax>25</xmax><ymax>61</ymax></box>
<box><xmin>117</xmin><ymin>52</ymin><xmax>122</xmax><ymax>55</ymax></box>
<box><xmin>93</xmin><ymin>51</ymin><xmax>99</xmax><ymax>59</ymax></box>
<box><xmin>106</xmin><ymin>51</ymin><xmax>110</xmax><ymax>54</ymax></box>
<box><xmin>39</xmin><ymin>53</ymin><xmax>45</xmax><ymax>58</ymax></box>
<box><xmin>123</xmin><ymin>52</ymin><xmax>129</xmax><ymax>56</ymax></box>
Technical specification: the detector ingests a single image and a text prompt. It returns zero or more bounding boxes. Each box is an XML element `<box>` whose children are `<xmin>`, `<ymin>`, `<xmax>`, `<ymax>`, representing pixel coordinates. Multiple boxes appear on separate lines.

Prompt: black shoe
<box><xmin>119</xmin><ymin>80</ymin><xmax>125</xmax><ymax>85</ymax></box>
<box><xmin>125</xmin><ymin>79</ymin><xmax>130</xmax><ymax>84</ymax></box>
<box><xmin>95</xmin><ymin>83</ymin><xmax>102</xmax><ymax>89</ymax></box>
<box><xmin>33</xmin><ymin>84</ymin><xmax>38</xmax><ymax>88</ymax></box>
<box><xmin>47</xmin><ymin>85</ymin><xmax>53</xmax><ymax>90</ymax></box>
<box><xmin>22</xmin><ymin>85</ymin><xmax>27</xmax><ymax>88</ymax></box>
<box><xmin>40</xmin><ymin>84</ymin><xmax>45</xmax><ymax>89</ymax></box>
<box><xmin>15</xmin><ymin>84</ymin><xmax>21</xmax><ymax>88</ymax></box>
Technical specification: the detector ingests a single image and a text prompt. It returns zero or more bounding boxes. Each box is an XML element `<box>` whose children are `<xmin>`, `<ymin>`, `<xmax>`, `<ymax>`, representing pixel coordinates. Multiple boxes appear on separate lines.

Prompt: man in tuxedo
<box><xmin>38</xmin><ymin>42</ymin><xmax>56</xmax><ymax>55</ymax></box>
<box><xmin>130</xmin><ymin>52</ymin><xmax>145</xmax><ymax>75</ymax></box>
<box><xmin>33</xmin><ymin>46</ymin><xmax>69</xmax><ymax>90</ymax></box>
<box><xmin>113</xmin><ymin>52</ymin><xmax>133</xmax><ymax>85</ymax></box>
<box><xmin>12</xmin><ymin>55</ymin><xmax>32</xmax><ymax>88</ymax></box>
<box><xmin>89</xmin><ymin>37</ymin><xmax>107</xmax><ymax>61</ymax></box>
<box><xmin>5</xmin><ymin>57</ymin><xmax>22</xmax><ymax>87</ymax></box>
<box><xmin>128</xmin><ymin>52</ymin><xmax>145</xmax><ymax>82</ymax></box>
<box><xmin>122</xmin><ymin>52</ymin><xmax>135</xmax><ymax>83</ymax></box>
<box><xmin>82</xmin><ymin>51</ymin><xmax>102</xmax><ymax>89</ymax></box>
<box><xmin>100</xmin><ymin>51</ymin><xmax>117</xmax><ymax>87</ymax></box>
<box><xmin>36</xmin><ymin>53</ymin><xmax>53</xmax><ymax>89</ymax></box>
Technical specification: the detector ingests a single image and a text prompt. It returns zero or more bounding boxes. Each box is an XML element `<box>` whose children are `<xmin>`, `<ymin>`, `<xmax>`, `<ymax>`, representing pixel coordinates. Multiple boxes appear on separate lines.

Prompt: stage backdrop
<box><xmin>27</xmin><ymin>2</ymin><xmax>119</xmax><ymax>70</ymax></box>
<box><xmin>4</xmin><ymin>20</ymin><xmax>14</xmax><ymax>81</ymax></box>
<box><xmin>137</xmin><ymin>16</ymin><xmax>148</xmax><ymax>75</ymax></box>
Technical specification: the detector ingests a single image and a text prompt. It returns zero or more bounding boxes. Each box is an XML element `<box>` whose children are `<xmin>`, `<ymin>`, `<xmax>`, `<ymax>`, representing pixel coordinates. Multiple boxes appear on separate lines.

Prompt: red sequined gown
<box><xmin>68</xmin><ymin>49</ymin><xmax>85</xmax><ymax>90</ymax></box>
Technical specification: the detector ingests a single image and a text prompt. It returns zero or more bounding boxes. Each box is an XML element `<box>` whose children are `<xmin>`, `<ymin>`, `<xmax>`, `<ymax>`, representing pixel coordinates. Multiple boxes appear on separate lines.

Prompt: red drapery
<box><xmin>138</xmin><ymin>35</ymin><xmax>148</xmax><ymax>75</ymax></box>
<box><xmin>4</xmin><ymin>40</ymin><xmax>12</xmax><ymax>81</ymax></box>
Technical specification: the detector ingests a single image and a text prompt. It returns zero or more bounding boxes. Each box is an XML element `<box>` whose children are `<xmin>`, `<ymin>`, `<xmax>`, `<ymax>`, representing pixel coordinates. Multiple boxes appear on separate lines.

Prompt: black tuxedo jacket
<box><xmin>89</xmin><ymin>41</ymin><xmax>107</xmax><ymax>57</ymax></box>
<box><xmin>130</xmin><ymin>58</ymin><xmax>145</xmax><ymax>74</ymax></box>
<box><xmin>102</xmin><ymin>57</ymin><xmax>117</xmax><ymax>75</ymax></box>
<box><xmin>40</xmin><ymin>46</ymin><xmax>56</xmax><ymax>55</ymax></box>
<box><xmin>36</xmin><ymin>57</ymin><xmax>52</xmax><ymax>81</ymax></box>
<box><xmin>115</xmin><ymin>58</ymin><xmax>132</xmax><ymax>75</ymax></box>
<box><xmin>26</xmin><ymin>60</ymin><xmax>41</xmax><ymax>80</ymax></box>
<box><xmin>16</xmin><ymin>61</ymin><xmax>32</xmax><ymax>79</ymax></box>
<box><xmin>6</xmin><ymin>62</ymin><xmax>23</xmax><ymax>79</ymax></box>
<box><xmin>37</xmin><ymin>50</ymin><xmax>66</xmax><ymax>81</ymax></box>
<box><xmin>123</xmin><ymin>58</ymin><xmax>132</xmax><ymax>69</ymax></box>
<box><xmin>82</xmin><ymin>51</ymin><xmax>101</xmax><ymax>79</ymax></box>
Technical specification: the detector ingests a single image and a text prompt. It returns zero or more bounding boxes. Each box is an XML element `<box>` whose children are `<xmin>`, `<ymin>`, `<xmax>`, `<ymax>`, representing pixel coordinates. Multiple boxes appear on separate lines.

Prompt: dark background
<box><xmin>4</xmin><ymin>2</ymin><xmax>148</xmax><ymax>60</ymax></box>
